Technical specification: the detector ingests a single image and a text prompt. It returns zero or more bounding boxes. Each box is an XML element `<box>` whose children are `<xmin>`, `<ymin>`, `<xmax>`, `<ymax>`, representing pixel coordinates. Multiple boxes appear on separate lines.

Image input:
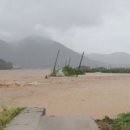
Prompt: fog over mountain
<box><xmin>1</xmin><ymin>36</ymin><xmax>130</xmax><ymax>68</ymax></box>
<box><xmin>87</xmin><ymin>52</ymin><xmax>130</xmax><ymax>67</ymax></box>
<box><xmin>0</xmin><ymin>36</ymin><xmax>107</xmax><ymax>69</ymax></box>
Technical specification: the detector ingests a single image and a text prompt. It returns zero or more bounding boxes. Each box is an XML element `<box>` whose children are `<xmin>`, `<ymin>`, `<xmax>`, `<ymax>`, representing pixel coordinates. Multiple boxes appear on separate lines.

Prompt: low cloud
<box><xmin>0</xmin><ymin>0</ymin><xmax>130</xmax><ymax>53</ymax></box>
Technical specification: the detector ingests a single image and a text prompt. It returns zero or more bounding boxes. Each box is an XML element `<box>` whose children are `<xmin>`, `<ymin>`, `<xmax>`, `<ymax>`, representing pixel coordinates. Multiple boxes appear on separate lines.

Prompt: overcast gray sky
<box><xmin>0</xmin><ymin>0</ymin><xmax>130</xmax><ymax>53</ymax></box>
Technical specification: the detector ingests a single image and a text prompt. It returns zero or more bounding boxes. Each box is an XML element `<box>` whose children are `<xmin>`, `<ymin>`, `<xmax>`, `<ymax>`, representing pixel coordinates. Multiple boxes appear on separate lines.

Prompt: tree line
<box><xmin>0</xmin><ymin>59</ymin><xmax>13</xmax><ymax>70</ymax></box>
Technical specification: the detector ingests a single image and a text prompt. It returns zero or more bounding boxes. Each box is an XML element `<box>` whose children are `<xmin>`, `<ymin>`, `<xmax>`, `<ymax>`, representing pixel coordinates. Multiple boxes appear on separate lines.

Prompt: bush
<box><xmin>62</xmin><ymin>65</ymin><xmax>86</xmax><ymax>76</ymax></box>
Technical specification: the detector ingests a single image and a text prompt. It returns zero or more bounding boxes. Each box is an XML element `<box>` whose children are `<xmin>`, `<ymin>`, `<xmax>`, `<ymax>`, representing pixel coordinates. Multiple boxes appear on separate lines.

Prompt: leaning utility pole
<box><xmin>52</xmin><ymin>49</ymin><xmax>60</xmax><ymax>76</ymax></box>
<box><xmin>68</xmin><ymin>57</ymin><xmax>71</xmax><ymax>66</ymax></box>
<box><xmin>77</xmin><ymin>52</ymin><xmax>84</xmax><ymax>75</ymax></box>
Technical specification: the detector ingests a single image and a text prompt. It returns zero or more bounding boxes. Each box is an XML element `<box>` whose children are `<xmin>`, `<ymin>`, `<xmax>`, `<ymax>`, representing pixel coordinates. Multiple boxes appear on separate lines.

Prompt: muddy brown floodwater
<box><xmin>0</xmin><ymin>69</ymin><xmax>130</xmax><ymax>119</ymax></box>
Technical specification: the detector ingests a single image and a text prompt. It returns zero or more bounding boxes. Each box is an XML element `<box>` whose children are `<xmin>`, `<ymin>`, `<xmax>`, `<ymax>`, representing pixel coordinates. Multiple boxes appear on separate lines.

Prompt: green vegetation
<box><xmin>0</xmin><ymin>59</ymin><xmax>13</xmax><ymax>70</ymax></box>
<box><xmin>62</xmin><ymin>65</ymin><xmax>86</xmax><ymax>76</ymax></box>
<box><xmin>51</xmin><ymin>66</ymin><xmax>130</xmax><ymax>77</ymax></box>
<box><xmin>96</xmin><ymin>113</ymin><xmax>130</xmax><ymax>130</ymax></box>
<box><xmin>84</xmin><ymin>67</ymin><xmax>130</xmax><ymax>73</ymax></box>
<box><xmin>50</xmin><ymin>65</ymin><xmax>86</xmax><ymax>77</ymax></box>
<box><xmin>0</xmin><ymin>107</ymin><xmax>23</xmax><ymax>130</ymax></box>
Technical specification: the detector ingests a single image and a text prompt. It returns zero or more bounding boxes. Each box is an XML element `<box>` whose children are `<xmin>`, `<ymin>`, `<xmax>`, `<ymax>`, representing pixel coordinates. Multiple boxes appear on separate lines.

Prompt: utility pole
<box><xmin>68</xmin><ymin>57</ymin><xmax>71</xmax><ymax>66</ymax></box>
<box><xmin>52</xmin><ymin>49</ymin><xmax>60</xmax><ymax>76</ymax></box>
<box><xmin>77</xmin><ymin>52</ymin><xmax>84</xmax><ymax>75</ymax></box>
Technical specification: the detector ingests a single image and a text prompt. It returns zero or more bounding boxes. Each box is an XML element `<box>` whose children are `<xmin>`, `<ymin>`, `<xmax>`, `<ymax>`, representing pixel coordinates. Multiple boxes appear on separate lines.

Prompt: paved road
<box><xmin>5</xmin><ymin>108</ymin><xmax>99</xmax><ymax>130</ymax></box>
<box><xmin>37</xmin><ymin>116</ymin><xmax>99</xmax><ymax>130</ymax></box>
<box><xmin>5</xmin><ymin>107</ymin><xmax>44</xmax><ymax>130</ymax></box>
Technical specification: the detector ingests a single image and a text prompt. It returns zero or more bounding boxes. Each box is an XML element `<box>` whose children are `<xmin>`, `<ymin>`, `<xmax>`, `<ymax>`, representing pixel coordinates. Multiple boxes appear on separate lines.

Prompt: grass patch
<box><xmin>96</xmin><ymin>113</ymin><xmax>130</xmax><ymax>130</ymax></box>
<box><xmin>0</xmin><ymin>107</ymin><xmax>23</xmax><ymax>130</ymax></box>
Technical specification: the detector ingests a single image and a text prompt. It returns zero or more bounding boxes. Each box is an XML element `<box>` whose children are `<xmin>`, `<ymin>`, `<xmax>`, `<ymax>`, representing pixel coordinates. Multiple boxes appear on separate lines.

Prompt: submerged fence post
<box><xmin>52</xmin><ymin>49</ymin><xmax>60</xmax><ymax>76</ymax></box>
